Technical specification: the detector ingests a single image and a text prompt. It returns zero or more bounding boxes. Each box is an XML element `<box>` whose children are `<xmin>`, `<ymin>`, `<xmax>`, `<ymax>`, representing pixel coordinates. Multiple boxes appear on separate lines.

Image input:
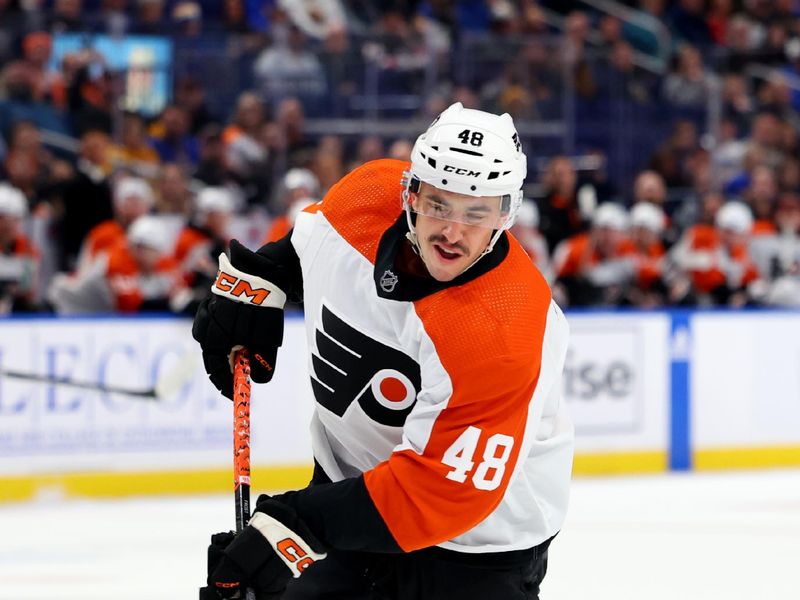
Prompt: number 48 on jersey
<box><xmin>442</xmin><ymin>426</ymin><xmax>514</xmax><ymax>491</ymax></box>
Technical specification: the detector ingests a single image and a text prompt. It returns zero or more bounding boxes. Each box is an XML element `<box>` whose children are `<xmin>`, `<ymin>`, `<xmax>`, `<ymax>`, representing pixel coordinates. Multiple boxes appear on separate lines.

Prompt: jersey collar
<box><xmin>373</xmin><ymin>214</ymin><xmax>509</xmax><ymax>302</ymax></box>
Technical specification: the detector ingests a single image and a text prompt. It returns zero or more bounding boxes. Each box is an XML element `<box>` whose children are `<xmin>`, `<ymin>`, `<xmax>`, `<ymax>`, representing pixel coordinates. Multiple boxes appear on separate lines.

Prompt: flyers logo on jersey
<box><xmin>311</xmin><ymin>304</ymin><xmax>421</xmax><ymax>427</ymax></box>
<box><xmin>214</xmin><ymin>270</ymin><xmax>271</xmax><ymax>305</ymax></box>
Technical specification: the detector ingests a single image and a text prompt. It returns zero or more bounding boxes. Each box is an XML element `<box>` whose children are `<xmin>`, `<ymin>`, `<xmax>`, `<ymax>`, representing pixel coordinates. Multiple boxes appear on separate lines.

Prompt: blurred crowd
<box><xmin>1</xmin><ymin>0</ymin><xmax>800</xmax><ymax>314</ymax></box>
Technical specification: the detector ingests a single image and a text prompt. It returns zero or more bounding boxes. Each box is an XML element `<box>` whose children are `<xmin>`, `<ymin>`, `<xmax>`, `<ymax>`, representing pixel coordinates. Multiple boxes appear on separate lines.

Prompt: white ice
<box><xmin>1</xmin><ymin>469</ymin><xmax>799</xmax><ymax>600</ymax></box>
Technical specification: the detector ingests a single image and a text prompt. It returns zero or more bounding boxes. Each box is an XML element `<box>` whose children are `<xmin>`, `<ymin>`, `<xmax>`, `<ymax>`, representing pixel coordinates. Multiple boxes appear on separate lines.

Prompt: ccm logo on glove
<box><xmin>249</xmin><ymin>511</ymin><xmax>327</xmax><ymax>578</ymax></box>
<box><xmin>277</xmin><ymin>538</ymin><xmax>316</xmax><ymax>573</ymax></box>
<box><xmin>212</xmin><ymin>253</ymin><xmax>287</xmax><ymax>308</ymax></box>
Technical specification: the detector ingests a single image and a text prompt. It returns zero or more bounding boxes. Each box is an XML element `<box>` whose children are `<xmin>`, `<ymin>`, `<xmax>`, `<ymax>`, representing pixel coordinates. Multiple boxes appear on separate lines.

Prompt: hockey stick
<box><xmin>0</xmin><ymin>352</ymin><xmax>198</xmax><ymax>400</ymax></box>
<box><xmin>232</xmin><ymin>348</ymin><xmax>257</xmax><ymax>600</ymax></box>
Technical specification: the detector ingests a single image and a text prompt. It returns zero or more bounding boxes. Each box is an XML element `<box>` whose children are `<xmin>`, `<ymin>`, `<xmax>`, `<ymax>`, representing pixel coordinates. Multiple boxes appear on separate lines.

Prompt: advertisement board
<box><xmin>564</xmin><ymin>313</ymin><xmax>671</xmax><ymax>472</ymax></box>
<box><xmin>692</xmin><ymin>312</ymin><xmax>800</xmax><ymax>467</ymax></box>
<box><xmin>0</xmin><ymin>317</ymin><xmax>314</xmax><ymax>482</ymax></box>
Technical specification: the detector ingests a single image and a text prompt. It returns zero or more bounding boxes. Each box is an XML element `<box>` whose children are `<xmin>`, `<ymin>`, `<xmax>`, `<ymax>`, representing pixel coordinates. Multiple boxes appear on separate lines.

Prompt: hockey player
<box><xmin>193</xmin><ymin>103</ymin><xmax>574</xmax><ymax>599</ymax></box>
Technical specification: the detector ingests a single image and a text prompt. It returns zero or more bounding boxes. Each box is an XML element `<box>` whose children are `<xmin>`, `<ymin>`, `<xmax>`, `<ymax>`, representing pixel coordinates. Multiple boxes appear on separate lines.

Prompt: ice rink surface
<box><xmin>2</xmin><ymin>469</ymin><xmax>799</xmax><ymax>600</ymax></box>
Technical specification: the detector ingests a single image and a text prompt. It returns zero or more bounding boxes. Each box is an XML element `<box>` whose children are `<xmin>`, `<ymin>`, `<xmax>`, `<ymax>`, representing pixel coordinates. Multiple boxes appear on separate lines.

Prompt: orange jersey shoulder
<box><xmin>318</xmin><ymin>159</ymin><xmax>408</xmax><ymax>264</ymax></box>
<box><xmin>85</xmin><ymin>220</ymin><xmax>126</xmax><ymax>257</ymax></box>
<box><xmin>173</xmin><ymin>227</ymin><xmax>210</xmax><ymax>262</ymax></box>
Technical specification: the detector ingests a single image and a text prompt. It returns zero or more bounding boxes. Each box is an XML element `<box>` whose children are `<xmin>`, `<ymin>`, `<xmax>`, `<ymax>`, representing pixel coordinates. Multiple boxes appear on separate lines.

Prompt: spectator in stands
<box><xmin>111</xmin><ymin>111</ymin><xmax>160</xmax><ymax>175</ymax></box>
<box><xmin>172</xmin><ymin>1</ymin><xmax>203</xmax><ymax>37</ymax></box>
<box><xmin>387</xmin><ymin>138</ymin><xmax>413</xmax><ymax>162</ymax></box>
<box><xmin>670</xmin><ymin>201</ymin><xmax>761</xmax><ymax>306</ymax></box>
<box><xmin>2</xmin><ymin>120</ymin><xmax>49</xmax><ymax>207</ymax></box>
<box><xmin>632</xmin><ymin>170</ymin><xmax>668</xmax><ymax>208</ymax></box>
<box><xmin>133</xmin><ymin>0</ymin><xmax>168</xmax><ymax>35</ymax></box>
<box><xmin>320</xmin><ymin>24</ymin><xmax>360</xmax><ymax>116</ymax></box>
<box><xmin>750</xmin><ymin>193</ymin><xmax>800</xmax><ymax>305</ymax></box>
<box><xmin>536</xmin><ymin>156</ymin><xmax>590</xmax><ymax>253</ymax></box>
<box><xmin>662</xmin><ymin>43</ymin><xmax>715</xmax><ymax>108</ymax></box>
<box><xmin>311</xmin><ymin>134</ymin><xmax>345</xmax><ymax>194</ymax></box>
<box><xmin>154</xmin><ymin>162</ymin><xmax>192</xmax><ymax>217</ymax></box>
<box><xmin>57</xmin><ymin>128</ymin><xmax>114</xmax><ymax>271</ymax></box>
<box><xmin>264</xmin><ymin>168</ymin><xmax>318</xmax><ymax>242</ymax></box>
<box><xmin>93</xmin><ymin>0</ymin><xmax>132</xmax><ymax>36</ymax></box>
<box><xmin>172</xmin><ymin>187</ymin><xmax>234</xmax><ymax>313</ymax></box>
<box><xmin>149</xmin><ymin>104</ymin><xmax>200</xmax><ymax>167</ymax></box>
<box><xmin>274</xmin><ymin>96</ymin><xmax>315</xmax><ymax>167</ymax></box>
<box><xmin>253</xmin><ymin>25</ymin><xmax>326</xmax><ymax>103</ymax></box>
<box><xmin>63</xmin><ymin>48</ymin><xmax>114</xmax><ymax>135</ymax></box>
<box><xmin>48</xmin><ymin>0</ymin><xmax>83</xmax><ymax>33</ymax></box>
<box><xmin>48</xmin><ymin>214</ymin><xmax>181</xmax><ymax>313</ymax></box>
<box><xmin>627</xmin><ymin>202</ymin><xmax>668</xmax><ymax>306</ymax></box>
<box><xmin>552</xmin><ymin>203</ymin><xmax>636</xmax><ymax>307</ymax></box>
<box><xmin>706</xmin><ymin>0</ymin><xmax>733</xmax><ymax>45</ymax></box>
<box><xmin>0</xmin><ymin>183</ymin><xmax>40</xmax><ymax>313</ymax></box>
<box><xmin>174</xmin><ymin>76</ymin><xmax>215</xmax><ymax>135</ymax></box>
<box><xmin>21</xmin><ymin>32</ymin><xmax>65</xmax><ymax>109</ymax></box>
<box><xmin>0</xmin><ymin>60</ymin><xmax>68</xmax><ymax>140</ymax></box>
<box><xmin>596</xmin><ymin>39</ymin><xmax>658</xmax><ymax>105</ymax></box>
<box><xmin>76</xmin><ymin>176</ymin><xmax>155</xmax><ymax>272</ymax></box>
<box><xmin>195</xmin><ymin>124</ymin><xmax>229</xmax><ymax>187</ymax></box>
<box><xmin>745</xmin><ymin>165</ymin><xmax>779</xmax><ymax>235</ymax></box>
<box><xmin>223</xmin><ymin>91</ymin><xmax>268</xmax><ymax>185</ymax></box>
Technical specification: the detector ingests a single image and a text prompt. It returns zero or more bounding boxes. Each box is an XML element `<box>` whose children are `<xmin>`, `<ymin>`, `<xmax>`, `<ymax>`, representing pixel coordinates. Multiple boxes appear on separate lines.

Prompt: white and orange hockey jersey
<box><xmin>271</xmin><ymin>159</ymin><xmax>573</xmax><ymax>557</ymax></box>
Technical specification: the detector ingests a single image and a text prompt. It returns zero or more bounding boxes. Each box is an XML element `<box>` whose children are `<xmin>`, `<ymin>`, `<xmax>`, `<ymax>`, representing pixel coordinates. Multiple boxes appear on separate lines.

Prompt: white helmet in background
<box><xmin>0</xmin><ymin>184</ymin><xmax>28</xmax><ymax>218</ymax></box>
<box><xmin>114</xmin><ymin>177</ymin><xmax>154</xmax><ymax>208</ymax></box>
<box><xmin>195</xmin><ymin>187</ymin><xmax>235</xmax><ymax>221</ymax></box>
<box><xmin>404</xmin><ymin>102</ymin><xmax>527</xmax><ymax>258</ymax></box>
<box><xmin>514</xmin><ymin>199</ymin><xmax>539</xmax><ymax>229</ymax></box>
<box><xmin>127</xmin><ymin>215</ymin><xmax>169</xmax><ymax>253</ymax></box>
<box><xmin>715</xmin><ymin>201</ymin><xmax>753</xmax><ymax>234</ymax></box>
<box><xmin>592</xmin><ymin>202</ymin><xmax>629</xmax><ymax>231</ymax></box>
<box><xmin>284</xmin><ymin>168</ymin><xmax>319</xmax><ymax>195</ymax></box>
<box><xmin>630</xmin><ymin>202</ymin><xmax>665</xmax><ymax>234</ymax></box>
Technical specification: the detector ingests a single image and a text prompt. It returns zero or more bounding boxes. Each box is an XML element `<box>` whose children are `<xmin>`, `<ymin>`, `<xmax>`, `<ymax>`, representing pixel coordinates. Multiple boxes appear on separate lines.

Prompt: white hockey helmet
<box><xmin>114</xmin><ymin>176</ymin><xmax>154</xmax><ymax>208</ymax></box>
<box><xmin>0</xmin><ymin>183</ymin><xmax>28</xmax><ymax>218</ymax></box>
<box><xmin>630</xmin><ymin>202</ymin><xmax>665</xmax><ymax>233</ymax></box>
<box><xmin>592</xmin><ymin>202</ymin><xmax>629</xmax><ymax>231</ymax></box>
<box><xmin>715</xmin><ymin>201</ymin><xmax>753</xmax><ymax>234</ymax></box>
<box><xmin>403</xmin><ymin>102</ymin><xmax>527</xmax><ymax>257</ymax></box>
<box><xmin>284</xmin><ymin>168</ymin><xmax>319</xmax><ymax>195</ymax></box>
<box><xmin>195</xmin><ymin>187</ymin><xmax>235</xmax><ymax>218</ymax></box>
<box><xmin>127</xmin><ymin>215</ymin><xmax>169</xmax><ymax>253</ymax></box>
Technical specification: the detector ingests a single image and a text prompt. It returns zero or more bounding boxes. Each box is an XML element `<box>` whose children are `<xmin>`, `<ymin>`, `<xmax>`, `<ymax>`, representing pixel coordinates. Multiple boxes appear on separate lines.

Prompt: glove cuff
<box><xmin>212</xmin><ymin>253</ymin><xmax>287</xmax><ymax>309</ymax></box>
<box><xmin>249</xmin><ymin>511</ymin><xmax>327</xmax><ymax>578</ymax></box>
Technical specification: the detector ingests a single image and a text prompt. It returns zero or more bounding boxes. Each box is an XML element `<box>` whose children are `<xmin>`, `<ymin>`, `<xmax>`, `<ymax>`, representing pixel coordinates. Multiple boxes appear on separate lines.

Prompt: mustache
<box><xmin>428</xmin><ymin>235</ymin><xmax>469</xmax><ymax>256</ymax></box>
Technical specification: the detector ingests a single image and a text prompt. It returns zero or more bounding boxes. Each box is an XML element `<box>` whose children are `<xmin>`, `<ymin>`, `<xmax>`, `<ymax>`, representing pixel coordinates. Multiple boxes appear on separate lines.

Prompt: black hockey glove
<box><xmin>205</xmin><ymin>498</ymin><xmax>327</xmax><ymax>599</ymax></box>
<box><xmin>192</xmin><ymin>240</ymin><xmax>287</xmax><ymax>399</ymax></box>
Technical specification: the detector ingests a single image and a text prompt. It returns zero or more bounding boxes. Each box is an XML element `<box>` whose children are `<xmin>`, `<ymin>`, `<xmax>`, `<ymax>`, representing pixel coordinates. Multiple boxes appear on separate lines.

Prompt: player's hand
<box><xmin>205</xmin><ymin>498</ymin><xmax>327</xmax><ymax>598</ymax></box>
<box><xmin>192</xmin><ymin>240</ymin><xmax>287</xmax><ymax>399</ymax></box>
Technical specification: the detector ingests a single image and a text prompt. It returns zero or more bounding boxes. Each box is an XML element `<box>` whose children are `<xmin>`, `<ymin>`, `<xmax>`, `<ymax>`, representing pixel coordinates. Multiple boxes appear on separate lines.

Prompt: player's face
<box><xmin>411</xmin><ymin>184</ymin><xmax>504</xmax><ymax>282</ymax></box>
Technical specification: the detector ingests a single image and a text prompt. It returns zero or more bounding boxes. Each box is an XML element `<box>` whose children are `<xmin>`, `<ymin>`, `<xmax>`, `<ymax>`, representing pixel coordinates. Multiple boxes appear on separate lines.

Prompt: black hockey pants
<box><xmin>280</xmin><ymin>536</ymin><xmax>552</xmax><ymax>600</ymax></box>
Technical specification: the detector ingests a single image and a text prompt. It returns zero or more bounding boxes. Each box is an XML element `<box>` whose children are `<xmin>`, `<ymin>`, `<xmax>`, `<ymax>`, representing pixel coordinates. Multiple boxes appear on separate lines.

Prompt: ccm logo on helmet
<box><xmin>443</xmin><ymin>165</ymin><xmax>481</xmax><ymax>177</ymax></box>
<box><xmin>214</xmin><ymin>271</ymin><xmax>272</xmax><ymax>305</ymax></box>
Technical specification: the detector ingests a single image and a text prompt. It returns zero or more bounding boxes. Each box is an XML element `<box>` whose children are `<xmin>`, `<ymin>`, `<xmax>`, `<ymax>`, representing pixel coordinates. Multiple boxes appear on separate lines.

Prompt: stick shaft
<box><xmin>232</xmin><ymin>349</ymin><xmax>252</xmax><ymax>532</ymax></box>
<box><xmin>0</xmin><ymin>369</ymin><xmax>157</xmax><ymax>398</ymax></box>
<box><xmin>232</xmin><ymin>349</ymin><xmax>256</xmax><ymax>600</ymax></box>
